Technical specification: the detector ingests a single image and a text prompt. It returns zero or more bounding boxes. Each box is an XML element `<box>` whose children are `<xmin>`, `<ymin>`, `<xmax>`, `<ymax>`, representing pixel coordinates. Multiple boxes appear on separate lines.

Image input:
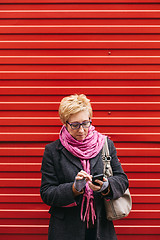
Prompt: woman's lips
<box><xmin>77</xmin><ymin>134</ymin><xmax>85</xmax><ymax>138</ymax></box>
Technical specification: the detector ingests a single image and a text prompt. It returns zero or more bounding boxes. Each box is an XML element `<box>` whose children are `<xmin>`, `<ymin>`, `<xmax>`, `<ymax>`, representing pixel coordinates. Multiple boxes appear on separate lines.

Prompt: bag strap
<box><xmin>103</xmin><ymin>137</ymin><xmax>110</xmax><ymax>158</ymax></box>
<box><xmin>102</xmin><ymin>137</ymin><xmax>113</xmax><ymax>177</ymax></box>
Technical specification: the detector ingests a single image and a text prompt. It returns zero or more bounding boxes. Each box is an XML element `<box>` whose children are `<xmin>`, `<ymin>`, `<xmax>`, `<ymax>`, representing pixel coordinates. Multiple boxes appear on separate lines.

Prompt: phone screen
<box><xmin>92</xmin><ymin>174</ymin><xmax>104</xmax><ymax>186</ymax></box>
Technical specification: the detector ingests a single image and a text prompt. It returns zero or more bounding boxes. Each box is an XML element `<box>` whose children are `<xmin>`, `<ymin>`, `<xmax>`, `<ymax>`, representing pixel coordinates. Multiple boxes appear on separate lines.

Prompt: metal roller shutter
<box><xmin>0</xmin><ymin>0</ymin><xmax>160</xmax><ymax>239</ymax></box>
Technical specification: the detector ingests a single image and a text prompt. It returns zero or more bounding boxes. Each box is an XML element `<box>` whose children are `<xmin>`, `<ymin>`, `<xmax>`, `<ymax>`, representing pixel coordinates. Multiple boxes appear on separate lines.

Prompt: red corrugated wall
<box><xmin>0</xmin><ymin>0</ymin><xmax>160</xmax><ymax>239</ymax></box>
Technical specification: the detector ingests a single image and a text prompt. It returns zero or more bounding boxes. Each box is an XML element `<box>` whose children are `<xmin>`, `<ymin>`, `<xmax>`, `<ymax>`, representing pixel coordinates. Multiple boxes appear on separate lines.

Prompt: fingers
<box><xmin>76</xmin><ymin>170</ymin><xmax>92</xmax><ymax>181</ymax></box>
<box><xmin>95</xmin><ymin>179</ymin><xmax>104</xmax><ymax>187</ymax></box>
<box><xmin>88</xmin><ymin>179</ymin><xmax>103</xmax><ymax>191</ymax></box>
<box><xmin>75</xmin><ymin>171</ymin><xmax>107</xmax><ymax>192</ymax></box>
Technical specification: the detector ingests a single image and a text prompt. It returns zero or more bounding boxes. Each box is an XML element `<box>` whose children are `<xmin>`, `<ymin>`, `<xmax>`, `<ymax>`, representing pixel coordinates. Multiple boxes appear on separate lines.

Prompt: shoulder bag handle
<box><xmin>102</xmin><ymin>137</ymin><xmax>113</xmax><ymax>177</ymax></box>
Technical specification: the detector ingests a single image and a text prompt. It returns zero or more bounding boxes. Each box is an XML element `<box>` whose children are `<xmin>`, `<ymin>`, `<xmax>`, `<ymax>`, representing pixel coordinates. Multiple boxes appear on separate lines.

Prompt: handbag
<box><xmin>102</xmin><ymin>137</ymin><xmax>132</xmax><ymax>221</ymax></box>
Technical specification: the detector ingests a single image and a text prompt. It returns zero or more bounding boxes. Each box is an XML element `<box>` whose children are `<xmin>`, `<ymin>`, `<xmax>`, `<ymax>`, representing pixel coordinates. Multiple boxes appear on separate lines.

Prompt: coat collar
<box><xmin>56</xmin><ymin>139</ymin><xmax>102</xmax><ymax>171</ymax></box>
<box><xmin>57</xmin><ymin>139</ymin><xmax>82</xmax><ymax>170</ymax></box>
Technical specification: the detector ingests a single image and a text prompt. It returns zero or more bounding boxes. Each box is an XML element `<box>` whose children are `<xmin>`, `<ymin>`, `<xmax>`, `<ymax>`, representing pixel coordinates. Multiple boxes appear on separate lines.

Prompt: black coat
<box><xmin>40</xmin><ymin>138</ymin><xmax>129</xmax><ymax>240</ymax></box>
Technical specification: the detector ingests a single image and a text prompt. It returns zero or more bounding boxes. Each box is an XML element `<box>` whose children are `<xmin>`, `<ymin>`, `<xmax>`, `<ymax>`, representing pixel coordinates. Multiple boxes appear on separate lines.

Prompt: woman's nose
<box><xmin>78</xmin><ymin>125</ymin><xmax>84</xmax><ymax>132</ymax></box>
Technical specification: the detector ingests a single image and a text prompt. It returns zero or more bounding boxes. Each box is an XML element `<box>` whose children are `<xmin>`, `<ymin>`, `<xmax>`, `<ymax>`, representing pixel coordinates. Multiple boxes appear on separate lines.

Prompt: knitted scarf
<box><xmin>59</xmin><ymin>125</ymin><xmax>105</xmax><ymax>227</ymax></box>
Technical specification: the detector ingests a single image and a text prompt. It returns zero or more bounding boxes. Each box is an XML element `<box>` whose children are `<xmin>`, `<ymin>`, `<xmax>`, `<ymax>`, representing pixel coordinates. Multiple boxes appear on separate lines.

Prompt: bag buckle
<box><xmin>106</xmin><ymin>156</ymin><xmax>112</xmax><ymax>161</ymax></box>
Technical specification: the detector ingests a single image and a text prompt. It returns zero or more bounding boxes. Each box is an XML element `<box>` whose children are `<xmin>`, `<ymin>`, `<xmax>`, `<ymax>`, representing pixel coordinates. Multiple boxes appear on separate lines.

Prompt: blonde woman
<box><xmin>40</xmin><ymin>94</ymin><xmax>128</xmax><ymax>240</ymax></box>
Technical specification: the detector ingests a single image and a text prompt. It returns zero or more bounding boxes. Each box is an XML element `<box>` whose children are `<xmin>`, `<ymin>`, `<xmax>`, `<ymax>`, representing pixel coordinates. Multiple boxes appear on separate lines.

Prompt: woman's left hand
<box><xmin>88</xmin><ymin>177</ymin><xmax>109</xmax><ymax>192</ymax></box>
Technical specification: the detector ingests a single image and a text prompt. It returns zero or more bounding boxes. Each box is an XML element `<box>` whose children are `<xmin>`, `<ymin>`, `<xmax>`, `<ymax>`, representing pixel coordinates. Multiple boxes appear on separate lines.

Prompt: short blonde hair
<box><xmin>59</xmin><ymin>94</ymin><xmax>93</xmax><ymax>124</ymax></box>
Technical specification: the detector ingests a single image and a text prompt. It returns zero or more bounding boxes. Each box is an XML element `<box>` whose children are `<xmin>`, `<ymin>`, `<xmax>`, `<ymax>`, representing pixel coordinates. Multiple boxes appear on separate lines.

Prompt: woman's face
<box><xmin>65</xmin><ymin>110</ymin><xmax>90</xmax><ymax>141</ymax></box>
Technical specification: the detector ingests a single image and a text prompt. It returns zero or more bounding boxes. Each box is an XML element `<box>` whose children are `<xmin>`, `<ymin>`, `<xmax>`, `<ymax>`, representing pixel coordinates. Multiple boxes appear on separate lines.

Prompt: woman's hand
<box><xmin>88</xmin><ymin>177</ymin><xmax>109</xmax><ymax>192</ymax></box>
<box><xmin>73</xmin><ymin>170</ymin><xmax>92</xmax><ymax>192</ymax></box>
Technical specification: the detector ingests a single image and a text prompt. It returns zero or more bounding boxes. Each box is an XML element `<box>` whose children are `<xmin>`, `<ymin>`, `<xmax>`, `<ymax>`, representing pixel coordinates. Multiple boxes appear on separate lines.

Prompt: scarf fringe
<box><xmin>81</xmin><ymin>193</ymin><xmax>96</xmax><ymax>228</ymax></box>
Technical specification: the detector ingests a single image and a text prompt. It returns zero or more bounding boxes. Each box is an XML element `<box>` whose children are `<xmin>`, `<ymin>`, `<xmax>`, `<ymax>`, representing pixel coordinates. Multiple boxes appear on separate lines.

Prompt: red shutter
<box><xmin>0</xmin><ymin>0</ymin><xmax>160</xmax><ymax>239</ymax></box>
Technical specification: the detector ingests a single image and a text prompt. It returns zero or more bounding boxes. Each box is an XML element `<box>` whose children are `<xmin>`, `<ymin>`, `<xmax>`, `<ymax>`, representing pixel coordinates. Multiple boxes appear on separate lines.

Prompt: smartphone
<box><xmin>92</xmin><ymin>174</ymin><xmax>104</xmax><ymax>186</ymax></box>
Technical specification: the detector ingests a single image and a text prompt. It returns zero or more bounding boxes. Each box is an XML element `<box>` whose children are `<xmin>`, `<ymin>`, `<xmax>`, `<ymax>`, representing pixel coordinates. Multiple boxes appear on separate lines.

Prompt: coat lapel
<box><xmin>61</xmin><ymin>146</ymin><xmax>83</xmax><ymax>170</ymax></box>
<box><xmin>90</xmin><ymin>150</ymin><xmax>103</xmax><ymax>171</ymax></box>
<box><xmin>57</xmin><ymin>139</ymin><xmax>103</xmax><ymax>172</ymax></box>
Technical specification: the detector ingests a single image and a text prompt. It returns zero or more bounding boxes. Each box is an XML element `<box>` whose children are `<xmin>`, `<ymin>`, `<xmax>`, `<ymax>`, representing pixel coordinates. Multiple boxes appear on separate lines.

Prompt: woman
<box><xmin>40</xmin><ymin>94</ymin><xmax>129</xmax><ymax>240</ymax></box>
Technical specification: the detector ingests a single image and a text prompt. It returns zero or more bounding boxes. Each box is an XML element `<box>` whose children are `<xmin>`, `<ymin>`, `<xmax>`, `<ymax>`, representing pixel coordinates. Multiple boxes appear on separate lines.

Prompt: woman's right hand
<box><xmin>74</xmin><ymin>170</ymin><xmax>92</xmax><ymax>192</ymax></box>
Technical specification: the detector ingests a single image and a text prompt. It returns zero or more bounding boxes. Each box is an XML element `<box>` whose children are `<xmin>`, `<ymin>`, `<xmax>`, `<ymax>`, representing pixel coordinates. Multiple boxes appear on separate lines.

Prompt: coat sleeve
<box><xmin>106</xmin><ymin>139</ymin><xmax>129</xmax><ymax>200</ymax></box>
<box><xmin>40</xmin><ymin>145</ymin><xmax>77</xmax><ymax>207</ymax></box>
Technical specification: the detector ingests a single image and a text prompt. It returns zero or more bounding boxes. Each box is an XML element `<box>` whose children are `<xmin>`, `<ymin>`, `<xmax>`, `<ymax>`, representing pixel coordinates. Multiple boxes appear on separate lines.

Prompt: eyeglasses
<box><xmin>66</xmin><ymin>120</ymin><xmax>92</xmax><ymax>130</ymax></box>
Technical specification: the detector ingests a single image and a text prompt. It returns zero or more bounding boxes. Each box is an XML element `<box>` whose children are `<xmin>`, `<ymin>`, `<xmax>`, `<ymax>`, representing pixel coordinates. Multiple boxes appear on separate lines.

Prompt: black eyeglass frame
<box><xmin>66</xmin><ymin>120</ymin><xmax>92</xmax><ymax>130</ymax></box>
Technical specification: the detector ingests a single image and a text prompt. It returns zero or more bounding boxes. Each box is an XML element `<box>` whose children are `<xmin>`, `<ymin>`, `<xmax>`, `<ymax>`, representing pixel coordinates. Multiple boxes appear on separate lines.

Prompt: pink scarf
<box><xmin>60</xmin><ymin>125</ymin><xmax>105</xmax><ymax>227</ymax></box>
